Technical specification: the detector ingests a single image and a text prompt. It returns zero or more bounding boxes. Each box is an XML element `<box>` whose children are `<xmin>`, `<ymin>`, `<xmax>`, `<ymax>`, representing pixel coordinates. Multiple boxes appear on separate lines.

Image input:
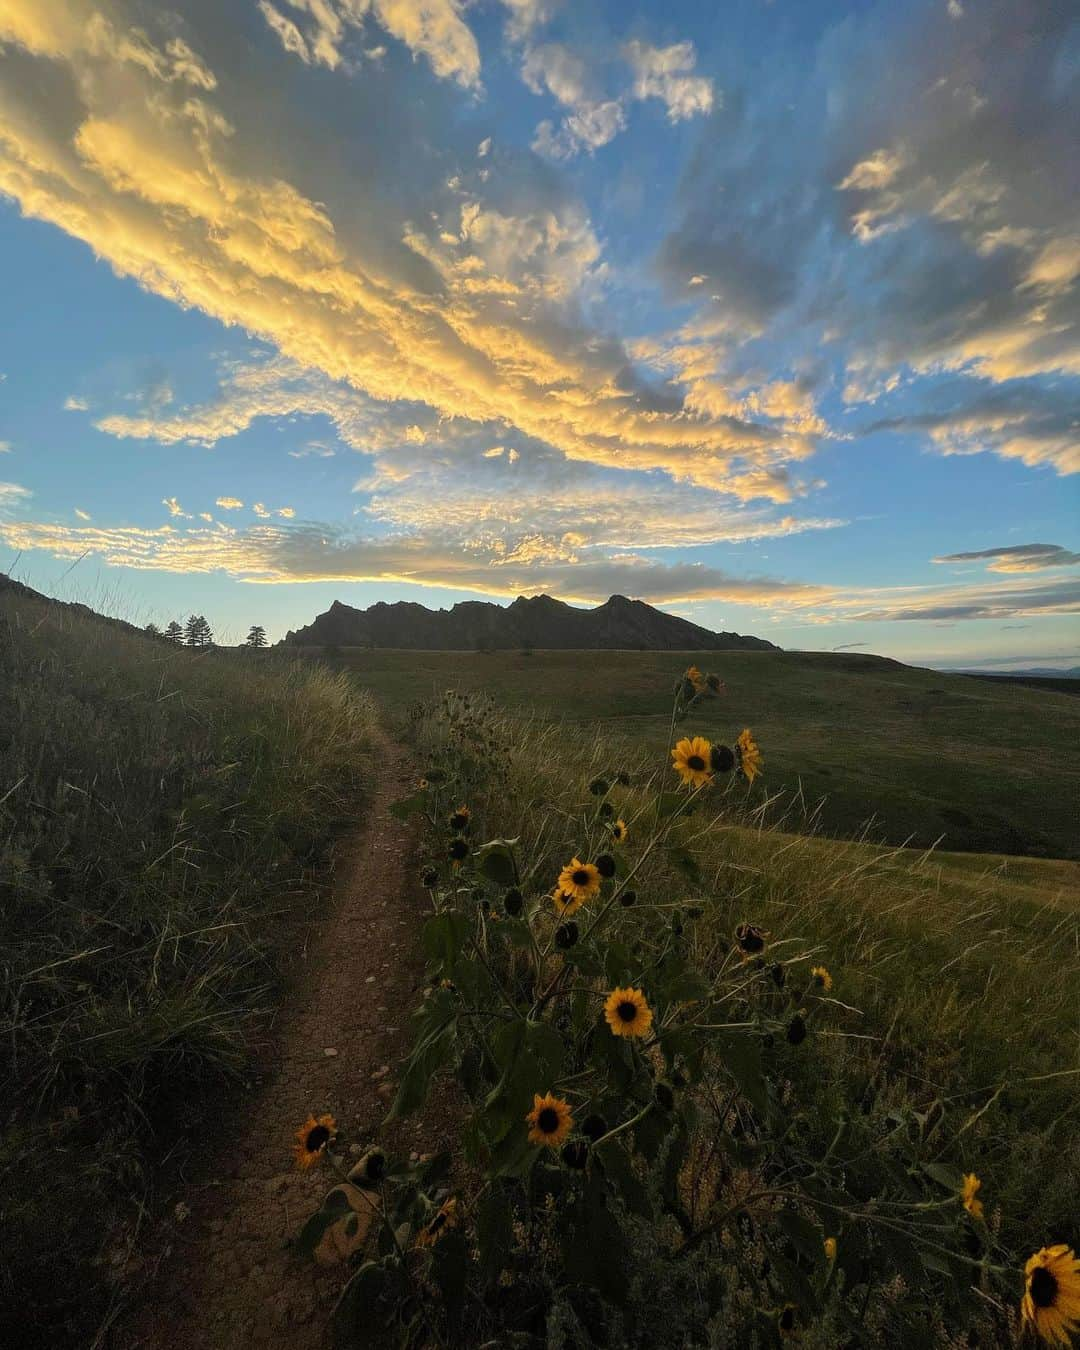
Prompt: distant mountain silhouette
<box><xmin>283</xmin><ymin>593</ymin><xmax>779</xmax><ymax>651</ymax></box>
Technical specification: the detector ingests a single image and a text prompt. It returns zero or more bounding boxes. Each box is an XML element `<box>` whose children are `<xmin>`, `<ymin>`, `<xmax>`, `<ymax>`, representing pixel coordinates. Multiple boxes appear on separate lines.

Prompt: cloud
<box><xmin>256</xmin><ymin>0</ymin><xmax>481</xmax><ymax>87</ymax></box>
<box><xmin>0</xmin><ymin>441</ymin><xmax>10</xmax><ymax>453</ymax></box>
<box><xmin>252</xmin><ymin>502</ymin><xmax>271</xmax><ymax>518</ymax></box>
<box><xmin>215</xmin><ymin>496</ymin><xmax>245</xmax><ymax>510</ymax></box>
<box><xmin>807</xmin><ymin>576</ymin><xmax>1080</xmax><ymax>624</ymax></box>
<box><xmin>653</xmin><ymin>0</ymin><xmax>1079</xmax><ymax>466</ymax></box>
<box><xmin>162</xmin><ymin>496</ymin><xmax>188</xmax><ymax>518</ymax></box>
<box><xmin>862</xmin><ymin>379</ymin><xmax>1079</xmax><ymax>475</ymax></box>
<box><xmin>933</xmin><ymin>543</ymin><xmax>1080</xmax><ymax>573</ymax></box>
<box><xmin>63</xmin><ymin>394</ymin><xmax>89</xmax><ymax>411</ymax></box>
<box><xmin>277</xmin><ymin>506</ymin><xmax>296</xmax><ymax>518</ymax></box>
<box><xmin>74</xmin><ymin>507</ymin><xmax>91</xmax><ymax>520</ymax></box>
<box><xmin>0</xmin><ymin>481</ymin><xmax>31</xmax><ymax>507</ymax></box>
<box><xmin>0</xmin><ymin>0</ymin><xmax>829</xmax><ymax>512</ymax></box>
<box><xmin>0</xmin><ymin>512</ymin><xmax>830</xmax><ymax>606</ymax></box>
<box><xmin>623</xmin><ymin>40</ymin><xmax>714</xmax><ymax>123</ymax></box>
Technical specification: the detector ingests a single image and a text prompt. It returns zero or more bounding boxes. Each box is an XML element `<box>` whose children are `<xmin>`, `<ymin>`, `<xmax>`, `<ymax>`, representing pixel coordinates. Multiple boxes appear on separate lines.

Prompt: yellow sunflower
<box><xmin>671</xmin><ymin>736</ymin><xmax>713</xmax><ymax>788</ymax></box>
<box><xmin>448</xmin><ymin>805</ymin><xmax>470</xmax><ymax>830</ymax></box>
<box><xmin>685</xmin><ymin>664</ymin><xmax>706</xmax><ymax>692</ymax></box>
<box><xmin>611</xmin><ymin>818</ymin><xmax>628</xmax><ymax>844</ymax></box>
<box><xmin>552</xmin><ymin>887</ymin><xmax>584</xmax><ymax>918</ymax></box>
<box><xmin>603</xmin><ymin>986</ymin><xmax>653</xmax><ymax>1038</ymax></box>
<box><xmin>557</xmin><ymin>858</ymin><xmax>602</xmax><ymax>905</ymax></box>
<box><xmin>293</xmin><ymin>1113</ymin><xmax>337</xmax><ymax>1171</ymax></box>
<box><xmin>961</xmin><ymin>1173</ymin><xmax>984</xmax><ymax>1221</ymax></box>
<box><xmin>1022</xmin><ymin>1245</ymin><xmax>1080</xmax><ymax>1346</ymax></box>
<box><xmin>416</xmin><ymin>1197</ymin><xmax>459</xmax><ymax>1248</ymax></box>
<box><xmin>810</xmin><ymin>965</ymin><xmax>833</xmax><ymax>992</ymax></box>
<box><xmin>737</xmin><ymin>729</ymin><xmax>763</xmax><ymax>784</ymax></box>
<box><xmin>526</xmin><ymin>1092</ymin><xmax>574</xmax><ymax>1148</ymax></box>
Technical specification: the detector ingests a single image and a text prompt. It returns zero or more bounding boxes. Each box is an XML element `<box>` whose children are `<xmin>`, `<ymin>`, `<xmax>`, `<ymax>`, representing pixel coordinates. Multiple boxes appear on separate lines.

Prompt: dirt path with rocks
<box><xmin>118</xmin><ymin>726</ymin><xmax>452</xmax><ymax>1350</ymax></box>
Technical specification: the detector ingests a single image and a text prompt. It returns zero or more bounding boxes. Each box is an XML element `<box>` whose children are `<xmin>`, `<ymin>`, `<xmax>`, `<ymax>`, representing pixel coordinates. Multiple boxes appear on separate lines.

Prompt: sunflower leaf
<box><xmin>474</xmin><ymin>838</ymin><xmax>520</xmax><ymax>885</ymax></box>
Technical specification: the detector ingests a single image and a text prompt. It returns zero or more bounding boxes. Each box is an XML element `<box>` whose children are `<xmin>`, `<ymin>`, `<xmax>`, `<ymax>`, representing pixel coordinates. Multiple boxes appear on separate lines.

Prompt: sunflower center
<box><xmin>687</xmin><ymin>755</ymin><xmax>706</xmax><ymax>772</ymax></box>
<box><xmin>572</xmin><ymin>869</ymin><xmax>590</xmax><ymax>886</ymax></box>
<box><xmin>1030</xmin><ymin>1267</ymin><xmax>1059</xmax><ymax>1309</ymax></box>
<box><xmin>617</xmin><ymin>1000</ymin><xmax>638</xmax><ymax>1023</ymax></box>
<box><xmin>537</xmin><ymin>1107</ymin><xmax>560</xmax><ymax>1133</ymax></box>
<box><xmin>305</xmin><ymin>1125</ymin><xmax>331</xmax><ymax>1153</ymax></box>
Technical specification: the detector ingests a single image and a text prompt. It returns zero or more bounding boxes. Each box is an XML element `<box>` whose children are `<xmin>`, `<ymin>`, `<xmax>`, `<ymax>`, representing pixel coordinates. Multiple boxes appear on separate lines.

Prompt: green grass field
<box><xmin>322</xmin><ymin>646</ymin><xmax>1080</xmax><ymax>861</ymax></box>
<box><xmin>1</xmin><ymin>588</ymin><xmax>376</xmax><ymax>1346</ymax></box>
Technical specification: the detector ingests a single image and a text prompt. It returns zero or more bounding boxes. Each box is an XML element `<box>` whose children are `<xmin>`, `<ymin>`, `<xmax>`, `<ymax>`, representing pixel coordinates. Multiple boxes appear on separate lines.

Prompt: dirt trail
<box><xmin>120</xmin><ymin>727</ymin><xmax>450</xmax><ymax>1349</ymax></box>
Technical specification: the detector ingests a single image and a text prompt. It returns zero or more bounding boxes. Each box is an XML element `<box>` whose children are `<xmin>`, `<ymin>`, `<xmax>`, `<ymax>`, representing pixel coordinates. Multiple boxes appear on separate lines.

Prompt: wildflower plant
<box><xmin>298</xmin><ymin>674</ymin><xmax>1075</xmax><ymax>1347</ymax></box>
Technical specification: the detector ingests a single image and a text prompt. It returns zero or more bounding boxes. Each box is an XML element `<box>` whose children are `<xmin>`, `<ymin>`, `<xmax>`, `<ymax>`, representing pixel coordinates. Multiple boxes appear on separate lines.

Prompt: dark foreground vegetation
<box><xmin>0</xmin><ymin>583</ymin><xmax>375</xmax><ymax>1345</ymax></box>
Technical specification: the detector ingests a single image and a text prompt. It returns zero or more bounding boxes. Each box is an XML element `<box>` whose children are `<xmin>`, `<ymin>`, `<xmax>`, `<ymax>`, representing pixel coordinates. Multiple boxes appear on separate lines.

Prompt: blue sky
<box><xmin>0</xmin><ymin>0</ymin><xmax>1077</xmax><ymax>665</ymax></box>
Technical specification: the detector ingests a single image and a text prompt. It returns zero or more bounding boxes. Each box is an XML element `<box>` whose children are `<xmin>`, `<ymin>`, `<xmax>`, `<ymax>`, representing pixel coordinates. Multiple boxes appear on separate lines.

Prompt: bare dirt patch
<box><xmin>118</xmin><ymin>728</ymin><xmax>451</xmax><ymax>1349</ymax></box>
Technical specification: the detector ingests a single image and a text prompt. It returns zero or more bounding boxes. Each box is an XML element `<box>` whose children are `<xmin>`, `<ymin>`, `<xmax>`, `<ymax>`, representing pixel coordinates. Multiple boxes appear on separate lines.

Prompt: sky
<box><xmin>0</xmin><ymin>0</ymin><xmax>1077</xmax><ymax>666</ymax></box>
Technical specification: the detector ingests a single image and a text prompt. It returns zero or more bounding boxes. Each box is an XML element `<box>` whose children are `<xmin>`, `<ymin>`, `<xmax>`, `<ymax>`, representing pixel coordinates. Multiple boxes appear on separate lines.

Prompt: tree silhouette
<box><xmin>245</xmin><ymin>624</ymin><xmax>267</xmax><ymax>648</ymax></box>
<box><xmin>144</xmin><ymin>622</ymin><xmax>161</xmax><ymax>637</ymax></box>
<box><xmin>164</xmin><ymin>620</ymin><xmax>184</xmax><ymax>644</ymax></box>
<box><xmin>183</xmin><ymin>615</ymin><xmax>213</xmax><ymax>648</ymax></box>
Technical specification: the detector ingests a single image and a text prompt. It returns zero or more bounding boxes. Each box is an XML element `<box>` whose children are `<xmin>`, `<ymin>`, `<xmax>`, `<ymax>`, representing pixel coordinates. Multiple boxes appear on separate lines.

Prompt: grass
<box><xmin>0</xmin><ymin>585</ymin><xmax>376</xmax><ymax>1346</ymax></box>
<box><xmin>401</xmin><ymin>684</ymin><xmax>1080</xmax><ymax>1253</ymax></box>
<box><xmin>324</xmin><ymin>646</ymin><xmax>1080</xmax><ymax>860</ymax></box>
<box><xmin>366</xmin><ymin>679</ymin><xmax>1080</xmax><ymax>1346</ymax></box>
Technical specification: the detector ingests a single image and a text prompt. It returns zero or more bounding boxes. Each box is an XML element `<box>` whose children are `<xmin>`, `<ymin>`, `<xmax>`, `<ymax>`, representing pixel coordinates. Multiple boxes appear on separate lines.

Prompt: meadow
<box><xmin>0</xmin><ymin>584</ymin><xmax>376</xmax><ymax>1345</ymax></box>
<box><xmin>317</xmin><ymin>646</ymin><xmax>1080</xmax><ymax>861</ymax></box>
<box><xmin>296</xmin><ymin>658</ymin><xmax>1080</xmax><ymax>1347</ymax></box>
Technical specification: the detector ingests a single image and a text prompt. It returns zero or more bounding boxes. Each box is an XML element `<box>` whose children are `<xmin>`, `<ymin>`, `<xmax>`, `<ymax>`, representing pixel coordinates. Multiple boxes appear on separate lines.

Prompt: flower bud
<box><xmin>503</xmin><ymin>887</ymin><xmax>523</xmax><ymax>917</ymax></box>
<box><xmin>555</xmin><ymin>921</ymin><xmax>579</xmax><ymax>949</ymax></box>
<box><xmin>619</xmin><ymin>889</ymin><xmax>637</xmax><ymax>908</ymax></box>
<box><xmin>596</xmin><ymin>853</ymin><xmax>616</xmax><ymax>879</ymax></box>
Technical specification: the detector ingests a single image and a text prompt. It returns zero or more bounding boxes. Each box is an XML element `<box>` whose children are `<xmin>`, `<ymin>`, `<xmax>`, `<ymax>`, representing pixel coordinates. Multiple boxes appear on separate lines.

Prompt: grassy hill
<box><xmin>312</xmin><ymin>647</ymin><xmax>1080</xmax><ymax>860</ymax></box>
<box><xmin>0</xmin><ymin>583</ymin><xmax>375</xmax><ymax>1345</ymax></box>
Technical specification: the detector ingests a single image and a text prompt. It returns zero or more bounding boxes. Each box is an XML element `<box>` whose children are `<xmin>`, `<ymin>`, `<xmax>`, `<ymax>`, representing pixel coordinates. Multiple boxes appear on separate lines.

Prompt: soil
<box><xmin>117</xmin><ymin>727</ymin><xmax>453</xmax><ymax>1349</ymax></box>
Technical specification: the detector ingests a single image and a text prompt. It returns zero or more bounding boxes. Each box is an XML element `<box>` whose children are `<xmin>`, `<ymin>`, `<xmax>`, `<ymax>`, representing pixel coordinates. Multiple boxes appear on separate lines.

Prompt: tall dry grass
<box><xmin>0</xmin><ymin>585</ymin><xmax>376</xmax><ymax>1345</ymax></box>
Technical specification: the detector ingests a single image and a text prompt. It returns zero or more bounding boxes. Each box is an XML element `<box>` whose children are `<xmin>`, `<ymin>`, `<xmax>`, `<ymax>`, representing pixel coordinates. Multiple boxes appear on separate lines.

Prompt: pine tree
<box><xmin>245</xmin><ymin>625</ymin><xmax>267</xmax><ymax>648</ymax></box>
<box><xmin>164</xmin><ymin>620</ymin><xmax>184</xmax><ymax>644</ymax></box>
<box><xmin>144</xmin><ymin>622</ymin><xmax>161</xmax><ymax>638</ymax></box>
<box><xmin>196</xmin><ymin>615</ymin><xmax>213</xmax><ymax>647</ymax></box>
<box><xmin>183</xmin><ymin>614</ymin><xmax>202</xmax><ymax>647</ymax></box>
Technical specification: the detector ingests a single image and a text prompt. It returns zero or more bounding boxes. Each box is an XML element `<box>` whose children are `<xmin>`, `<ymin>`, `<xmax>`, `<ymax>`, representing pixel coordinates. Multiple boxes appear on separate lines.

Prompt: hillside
<box><xmin>328</xmin><ymin>646</ymin><xmax>1080</xmax><ymax>860</ymax></box>
<box><xmin>0</xmin><ymin>576</ymin><xmax>375</xmax><ymax>1345</ymax></box>
<box><xmin>283</xmin><ymin>592</ymin><xmax>779</xmax><ymax>651</ymax></box>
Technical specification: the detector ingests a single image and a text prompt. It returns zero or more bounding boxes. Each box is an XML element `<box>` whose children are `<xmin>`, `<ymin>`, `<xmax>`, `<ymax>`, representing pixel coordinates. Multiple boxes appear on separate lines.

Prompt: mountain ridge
<box><xmin>283</xmin><ymin>593</ymin><xmax>779</xmax><ymax>651</ymax></box>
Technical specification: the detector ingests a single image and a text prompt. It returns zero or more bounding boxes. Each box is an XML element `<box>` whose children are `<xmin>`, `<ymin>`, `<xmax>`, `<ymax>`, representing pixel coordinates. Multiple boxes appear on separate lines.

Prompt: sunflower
<box><xmin>526</xmin><ymin>1092</ymin><xmax>574</xmax><ymax>1148</ymax></box>
<box><xmin>416</xmin><ymin>1197</ymin><xmax>459</xmax><ymax>1248</ymax></box>
<box><xmin>448</xmin><ymin>805</ymin><xmax>470</xmax><ymax>831</ymax></box>
<box><xmin>611</xmin><ymin>818</ymin><xmax>628</xmax><ymax>844</ymax></box>
<box><xmin>961</xmin><ymin>1173</ymin><xmax>984</xmax><ymax>1220</ymax></box>
<box><xmin>293</xmin><ymin>1113</ymin><xmax>337</xmax><ymax>1170</ymax></box>
<box><xmin>671</xmin><ymin>736</ymin><xmax>714</xmax><ymax>788</ymax></box>
<box><xmin>735</xmin><ymin>922</ymin><xmax>769</xmax><ymax>958</ymax></box>
<box><xmin>557</xmin><ymin>858</ymin><xmax>602</xmax><ymax>905</ymax></box>
<box><xmin>736</xmin><ymin>729</ymin><xmax>763</xmax><ymax>784</ymax></box>
<box><xmin>685</xmin><ymin>664</ymin><xmax>706</xmax><ymax>692</ymax></box>
<box><xmin>552</xmin><ymin>887</ymin><xmax>584</xmax><ymax>918</ymax></box>
<box><xmin>1022</xmin><ymin>1245</ymin><xmax>1080</xmax><ymax>1346</ymax></box>
<box><xmin>824</xmin><ymin>1236</ymin><xmax>837</xmax><ymax>1262</ymax></box>
<box><xmin>603</xmin><ymin>986</ymin><xmax>653</xmax><ymax>1038</ymax></box>
<box><xmin>810</xmin><ymin>965</ymin><xmax>833</xmax><ymax>992</ymax></box>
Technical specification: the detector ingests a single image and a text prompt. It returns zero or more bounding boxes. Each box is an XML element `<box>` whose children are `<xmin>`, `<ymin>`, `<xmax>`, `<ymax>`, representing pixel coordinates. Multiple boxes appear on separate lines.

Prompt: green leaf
<box><xmin>525</xmin><ymin>1020</ymin><xmax>565</xmax><ymax>1081</ymax></box>
<box><xmin>559</xmin><ymin>1172</ymin><xmax>630</xmax><ymax>1304</ymax></box>
<box><xmin>430</xmin><ymin>1230</ymin><xmax>469</xmax><ymax>1328</ymax></box>
<box><xmin>387</xmin><ymin>791</ymin><xmax>426</xmax><ymax>821</ymax></box>
<box><xmin>477</xmin><ymin>1183</ymin><xmax>514</xmax><ymax>1285</ymax></box>
<box><xmin>386</xmin><ymin>1023</ymin><xmax>453</xmax><ymax>1119</ymax></box>
<box><xmin>717</xmin><ymin>1031</ymin><xmax>771</xmax><ymax>1118</ymax></box>
<box><xmin>596</xmin><ymin>1140</ymin><xmax>653</xmax><ymax>1219</ymax></box>
<box><xmin>665</xmin><ymin>844</ymin><xmax>701</xmax><ymax>883</ymax></box>
<box><xmin>474</xmin><ymin>838</ymin><xmax>520</xmax><ymax>885</ymax></box>
<box><xmin>921</xmin><ymin>1161</ymin><xmax>962</xmax><ymax>1192</ymax></box>
<box><xmin>495</xmin><ymin>917</ymin><xmax>534</xmax><ymax>949</ymax></box>
<box><xmin>777</xmin><ymin>1208</ymin><xmax>824</xmax><ymax>1263</ymax></box>
<box><xmin>422</xmin><ymin>912</ymin><xmax>472</xmax><ymax>969</ymax></box>
<box><xmin>332</xmin><ymin>1260</ymin><xmax>394</xmax><ymax>1346</ymax></box>
<box><xmin>663</xmin><ymin>970</ymin><xmax>712</xmax><ymax>1004</ymax></box>
<box><xmin>563</xmin><ymin>945</ymin><xmax>603</xmax><ymax>976</ymax></box>
<box><xmin>603</xmin><ymin>940</ymin><xmax>634</xmax><ymax>986</ymax></box>
<box><xmin>293</xmin><ymin>1186</ymin><xmax>355</xmax><ymax>1260</ymax></box>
